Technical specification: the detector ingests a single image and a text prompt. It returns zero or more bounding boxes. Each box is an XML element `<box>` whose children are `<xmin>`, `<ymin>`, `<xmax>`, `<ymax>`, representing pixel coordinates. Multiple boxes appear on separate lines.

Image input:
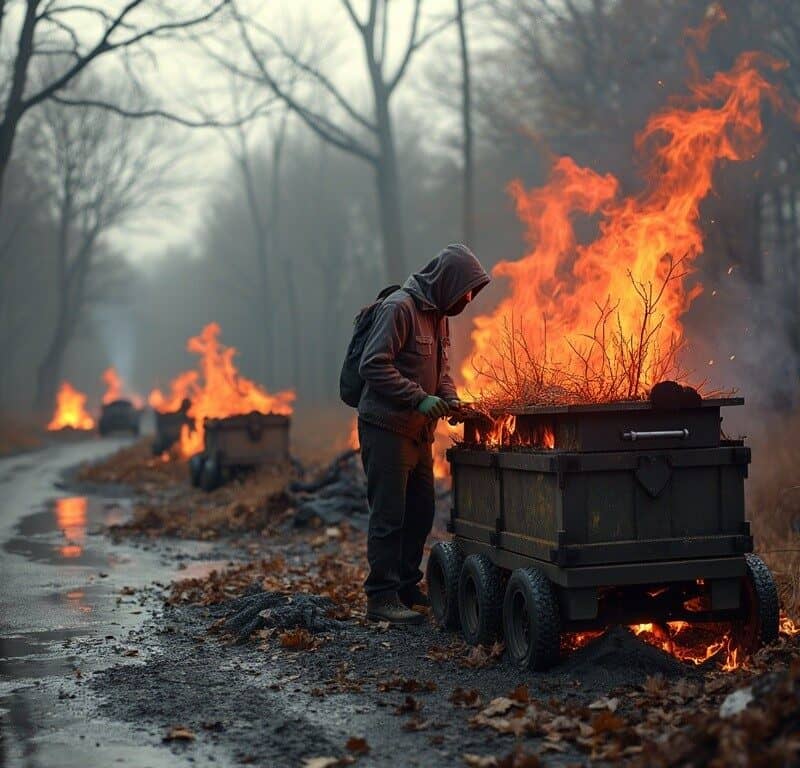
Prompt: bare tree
<box><xmin>455</xmin><ymin>0</ymin><xmax>475</xmax><ymax>246</ymax></box>
<box><xmin>0</xmin><ymin>0</ymin><xmax>233</xmax><ymax>208</ymax></box>
<box><xmin>222</xmin><ymin>0</ymin><xmax>456</xmax><ymax>281</ymax></box>
<box><xmin>32</xmin><ymin>75</ymin><xmax>177</xmax><ymax>410</ymax></box>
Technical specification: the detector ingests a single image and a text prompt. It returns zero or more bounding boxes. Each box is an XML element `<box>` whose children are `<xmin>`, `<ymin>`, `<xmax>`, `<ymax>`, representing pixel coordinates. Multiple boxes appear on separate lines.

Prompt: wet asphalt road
<box><xmin>0</xmin><ymin>438</ymin><xmax>228</xmax><ymax>768</ymax></box>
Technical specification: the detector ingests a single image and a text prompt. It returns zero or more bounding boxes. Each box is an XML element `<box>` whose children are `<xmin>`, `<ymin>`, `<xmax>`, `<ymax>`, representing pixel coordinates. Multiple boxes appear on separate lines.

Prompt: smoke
<box><xmin>683</xmin><ymin>262</ymin><xmax>799</xmax><ymax>420</ymax></box>
<box><xmin>91</xmin><ymin>304</ymin><xmax>139</xmax><ymax>394</ymax></box>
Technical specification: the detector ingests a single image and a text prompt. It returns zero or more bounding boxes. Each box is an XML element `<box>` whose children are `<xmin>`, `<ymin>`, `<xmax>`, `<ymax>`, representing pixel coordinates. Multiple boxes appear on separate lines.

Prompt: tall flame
<box><xmin>179</xmin><ymin>323</ymin><xmax>295</xmax><ymax>456</ymax></box>
<box><xmin>102</xmin><ymin>367</ymin><xmax>123</xmax><ymax>404</ymax></box>
<box><xmin>148</xmin><ymin>371</ymin><xmax>198</xmax><ymax>413</ymax></box>
<box><xmin>463</xmin><ymin>52</ymin><xmax>792</xmax><ymax>406</ymax></box>
<box><xmin>101</xmin><ymin>367</ymin><xmax>143</xmax><ymax>408</ymax></box>
<box><xmin>47</xmin><ymin>382</ymin><xmax>95</xmax><ymax>431</ymax></box>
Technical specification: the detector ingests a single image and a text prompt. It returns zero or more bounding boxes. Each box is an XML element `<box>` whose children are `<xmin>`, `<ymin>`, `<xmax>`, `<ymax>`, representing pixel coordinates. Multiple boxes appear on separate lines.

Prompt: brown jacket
<box><xmin>357</xmin><ymin>244</ymin><xmax>490</xmax><ymax>441</ymax></box>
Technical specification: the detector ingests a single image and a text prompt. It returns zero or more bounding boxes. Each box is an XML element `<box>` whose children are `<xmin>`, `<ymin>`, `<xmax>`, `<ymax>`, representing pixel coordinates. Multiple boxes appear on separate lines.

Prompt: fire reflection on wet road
<box><xmin>0</xmin><ymin>438</ymin><xmax>223</xmax><ymax>768</ymax></box>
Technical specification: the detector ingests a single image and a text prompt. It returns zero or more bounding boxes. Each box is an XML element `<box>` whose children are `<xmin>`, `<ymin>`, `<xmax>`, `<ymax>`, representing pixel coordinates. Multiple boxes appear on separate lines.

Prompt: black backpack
<box><xmin>339</xmin><ymin>284</ymin><xmax>402</xmax><ymax>407</ymax></box>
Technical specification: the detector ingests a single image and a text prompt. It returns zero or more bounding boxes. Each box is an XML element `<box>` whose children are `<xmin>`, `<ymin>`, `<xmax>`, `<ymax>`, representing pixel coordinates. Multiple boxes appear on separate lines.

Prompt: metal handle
<box><xmin>622</xmin><ymin>428</ymin><xmax>689</xmax><ymax>441</ymax></box>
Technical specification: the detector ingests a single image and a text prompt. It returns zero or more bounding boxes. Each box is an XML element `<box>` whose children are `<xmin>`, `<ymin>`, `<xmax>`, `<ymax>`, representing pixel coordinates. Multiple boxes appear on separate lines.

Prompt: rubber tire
<box><xmin>200</xmin><ymin>456</ymin><xmax>221</xmax><ymax>492</ymax></box>
<box><xmin>189</xmin><ymin>453</ymin><xmax>205</xmax><ymax>488</ymax></box>
<box><xmin>426</xmin><ymin>541</ymin><xmax>463</xmax><ymax>630</ymax></box>
<box><xmin>734</xmin><ymin>553</ymin><xmax>779</xmax><ymax>653</ymax></box>
<box><xmin>458</xmin><ymin>553</ymin><xmax>505</xmax><ymax>645</ymax></box>
<box><xmin>503</xmin><ymin>567</ymin><xmax>561</xmax><ymax>671</ymax></box>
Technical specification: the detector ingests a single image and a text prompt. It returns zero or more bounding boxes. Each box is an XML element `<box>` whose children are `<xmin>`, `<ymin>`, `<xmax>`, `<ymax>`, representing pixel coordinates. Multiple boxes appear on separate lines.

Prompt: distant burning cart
<box><xmin>427</xmin><ymin>397</ymin><xmax>779</xmax><ymax>670</ymax></box>
<box><xmin>98</xmin><ymin>399</ymin><xmax>140</xmax><ymax>436</ymax></box>
<box><xmin>189</xmin><ymin>411</ymin><xmax>290</xmax><ymax>492</ymax></box>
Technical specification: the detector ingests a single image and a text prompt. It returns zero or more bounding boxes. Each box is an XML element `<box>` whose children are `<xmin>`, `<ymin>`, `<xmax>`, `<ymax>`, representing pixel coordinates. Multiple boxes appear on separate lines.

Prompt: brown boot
<box><xmin>367</xmin><ymin>593</ymin><xmax>425</xmax><ymax>625</ymax></box>
<box><xmin>399</xmin><ymin>585</ymin><xmax>431</xmax><ymax>609</ymax></box>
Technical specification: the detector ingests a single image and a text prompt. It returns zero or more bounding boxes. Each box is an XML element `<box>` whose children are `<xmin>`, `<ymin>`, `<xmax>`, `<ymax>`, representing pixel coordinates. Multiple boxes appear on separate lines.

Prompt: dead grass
<box><xmin>81</xmin><ymin>439</ymin><xmax>295</xmax><ymax>539</ymax></box>
<box><xmin>748</xmin><ymin>411</ymin><xmax>800</xmax><ymax>617</ymax></box>
<box><xmin>0</xmin><ymin>412</ymin><xmax>46</xmax><ymax>457</ymax></box>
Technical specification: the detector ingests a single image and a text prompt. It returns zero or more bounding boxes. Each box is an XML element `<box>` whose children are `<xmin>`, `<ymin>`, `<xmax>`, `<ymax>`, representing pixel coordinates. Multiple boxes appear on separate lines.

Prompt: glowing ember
<box><xmin>149</xmin><ymin>371</ymin><xmax>198</xmax><ymax>413</ymax></box>
<box><xmin>567</xmin><ymin>612</ymin><xmax>799</xmax><ymax>672</ymax></box>
<box><xmin>463</xmin><ymin>52</ymin><xmax>794</xmax><ymax>408</ymax></box>
<box><xmin>178</xmin><ymin>323</ymin><xmax>295</xmax><ymax>457</ymax></box>
<box><xmin>47</xmin><ymin>382</ymin><xmax>95</xmax><ymax>431</ymax></box>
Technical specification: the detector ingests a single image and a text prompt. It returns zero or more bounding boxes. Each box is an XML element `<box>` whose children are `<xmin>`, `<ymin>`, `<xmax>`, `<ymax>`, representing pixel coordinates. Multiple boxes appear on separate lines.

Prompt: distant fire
<box><xmin>47</xmin><ymin>382</ymin><xmax>95</xmax><ymax>431</ymax></box>
<box><xmin>149</xmin><ymin>371</ymin><xmax>198</xmax><ymax>413</ymax></box>
<box><xmin>102</xmin><ymin>367</ymin><xmax>143</xmax><ymax>408</ymax></box>
<box><xmin>177</xmin><ymin>323</ymin><xmax>295</xmax><ymax>456</ymax></box>
<box><xmin>463</xmin><ymin>52</ymin><xmax>796</xmax><ymax>409</ymax></box>
<box><xmin>102</xmin><ymin>367</ymin><xmax>122</xmax><ymax>404</ymax></box>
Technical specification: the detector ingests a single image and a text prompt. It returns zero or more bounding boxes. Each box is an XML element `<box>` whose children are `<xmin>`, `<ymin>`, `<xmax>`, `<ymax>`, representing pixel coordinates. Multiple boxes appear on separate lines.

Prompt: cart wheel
<box><xmin>503</xmin><ymin>567</ymin><xmax>561</xmax><ymax>671</ymax></box>
<box><xmin>189</xmin><ymin>453</ymin><xmax>205</xmax><ymax>487</ymax></box>
<box><xmin>426</xmin><ymin>541</ymin><xmax>463</xmax><ymax>630</ymax></box>
<box><xmin>733</xmin><ymin>553</ymin><xmax>779</xmax><ymax>654</ymax></box>
<box><xmin>458</xmin><ymin>554</ymin><xmax>504</xmax><ymax>645</ymax></box>
<box><xmin>201</xmin><ymin>455</ymin><xmax>222</xmax><ymax>492</ymax></box>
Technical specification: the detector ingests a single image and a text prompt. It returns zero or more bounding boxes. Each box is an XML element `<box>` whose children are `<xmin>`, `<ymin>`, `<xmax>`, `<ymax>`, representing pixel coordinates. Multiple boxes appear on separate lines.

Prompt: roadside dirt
<box><xmin>72</xmin><ymin>439</ymin><xmax>800</xmax><ymax>767</ymax></box>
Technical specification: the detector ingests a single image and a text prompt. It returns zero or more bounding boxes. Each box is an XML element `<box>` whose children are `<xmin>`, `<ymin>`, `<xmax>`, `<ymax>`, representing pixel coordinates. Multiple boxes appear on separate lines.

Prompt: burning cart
<box><xmin>98</xmin><ymin>399</ymin><xmax>141</xmax><ymax>436</ymax></box>
<box><xmin>427</xmin><ymin>397</ymin><xmax>779</xmax><ymax>670</ymax></box>
<box><xmin>189</xmin><ymin>411</ymin><xmax>290</xmax><ymax>492</ymax></box>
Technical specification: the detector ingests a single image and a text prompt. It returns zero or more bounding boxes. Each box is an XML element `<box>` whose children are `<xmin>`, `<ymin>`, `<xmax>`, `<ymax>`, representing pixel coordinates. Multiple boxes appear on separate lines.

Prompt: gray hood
<box><xmin>403</xmin><ymin>243</ymin><xmax>490</xmax><ymax>313</ymax></box>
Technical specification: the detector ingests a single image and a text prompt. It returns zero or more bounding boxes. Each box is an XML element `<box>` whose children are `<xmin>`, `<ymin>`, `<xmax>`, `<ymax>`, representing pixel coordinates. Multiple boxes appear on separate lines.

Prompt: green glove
<box><xmin>418</xmin><ymin>395</ymin><xmax>450</xmax><ymax>419</ymax></box>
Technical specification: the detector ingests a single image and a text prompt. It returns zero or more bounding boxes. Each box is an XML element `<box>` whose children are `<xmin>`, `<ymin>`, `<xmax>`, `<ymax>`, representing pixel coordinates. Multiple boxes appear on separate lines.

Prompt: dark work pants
<box><xmin>358</xmin><ymin>419</ymin><xmax>435</xmax><ymax>599</ymax></box>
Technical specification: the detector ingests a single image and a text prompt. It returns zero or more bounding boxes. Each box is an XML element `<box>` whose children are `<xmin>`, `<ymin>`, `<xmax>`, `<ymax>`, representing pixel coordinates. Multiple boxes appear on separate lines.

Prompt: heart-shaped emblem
<box><xmin>635</xmin><ymin>456</ymin><xmax>671</xmax><ymax>498</ymax></box>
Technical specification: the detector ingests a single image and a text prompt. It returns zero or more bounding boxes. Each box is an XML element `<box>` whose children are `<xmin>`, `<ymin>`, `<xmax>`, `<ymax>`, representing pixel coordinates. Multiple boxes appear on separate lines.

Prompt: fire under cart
<box><xmin>426</xmin><ymin>398</ymin><xmax>779</xmax><ymax>670</ymax></box>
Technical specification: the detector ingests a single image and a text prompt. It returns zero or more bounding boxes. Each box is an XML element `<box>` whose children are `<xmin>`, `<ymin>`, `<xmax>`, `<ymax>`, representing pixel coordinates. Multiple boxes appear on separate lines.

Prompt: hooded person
<box><xmin>357</xmin><ymin>243</ymin><xmax>490</xmax><ymax>624</ymax></box>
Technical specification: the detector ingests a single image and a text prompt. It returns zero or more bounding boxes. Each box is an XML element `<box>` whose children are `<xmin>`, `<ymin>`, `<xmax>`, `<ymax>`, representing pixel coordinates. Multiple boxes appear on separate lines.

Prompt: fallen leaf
<box><xmin>588</xmin><ymin>696</ymin><xmax>619</xmax><ymax>712</ymax></box>
<box><xmin>377</xmin><ymin>677</ymin><xmax>436</xmax><ymax>693</ymax></box>
<box><xmin>590</xmin><ymin>710</ymin><xmax>626</xmax><ymax>734</ymax></box>
<box><xmin>463</xmin><ymin>755</ymin><xmax>498</xmax><ymax>767</ymax></box>
<box><xmin>302</xmin><ymin>759</ymin><xmax>342</xmax><ymax>768</ymax></box>
<box><xmin>509</xmin><ymin>685</ymin><xmax>530</xmax><ymax>704</ymax></box>
<box><xmin>395</xmin><ymin>696</ymin><xmax>421</xmax><ymax>715</ymax></box>
<box><xmin>345</xmin><ymin>736</ymin><xmax>370</xmax><ymax>755</ymax></box>
<box><xmin>482</xmin><ymin>697</ymin><xmax>515</xmax><ymax>717</ymax></box>
<box><xmin>163</xmin><ymin>726</ymin><xmax>195</xmax><ymax>742</ymax></box>
<box><xmin>278</xmin><ymin>628</ymin><xmax>317</xmax><ymax>650</ymax></box>
<box><xmin>451</xmin><ymin>687</ymin><xmax>482</xmax><ymax>708</ymax></box>
<box><xmin>403</xmin><ymin>718</ymin><xmax>431</xmax><ymax>732</ymax></box>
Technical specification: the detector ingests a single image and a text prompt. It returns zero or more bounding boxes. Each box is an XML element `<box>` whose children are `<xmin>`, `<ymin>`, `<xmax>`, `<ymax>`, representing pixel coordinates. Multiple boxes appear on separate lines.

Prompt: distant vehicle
<box><xmin>98</xmin><ymin>400</ymin><xmax>140</xmax><ymax>436</ymax></box>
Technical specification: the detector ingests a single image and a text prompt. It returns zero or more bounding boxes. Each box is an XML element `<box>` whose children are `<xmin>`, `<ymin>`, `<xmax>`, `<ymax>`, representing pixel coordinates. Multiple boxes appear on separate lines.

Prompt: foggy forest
<box><xmin>2</xmin><ymin>1</ymin><xmax>800</xmax><ymax>767</ymax></box>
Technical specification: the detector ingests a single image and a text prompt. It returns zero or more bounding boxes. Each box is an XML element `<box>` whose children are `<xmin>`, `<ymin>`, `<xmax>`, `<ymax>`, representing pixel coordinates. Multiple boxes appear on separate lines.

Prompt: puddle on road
<box><xmin>5</xmin><ymin>496</ymin><xmax>130</xmax><ymax>566</ymax></box>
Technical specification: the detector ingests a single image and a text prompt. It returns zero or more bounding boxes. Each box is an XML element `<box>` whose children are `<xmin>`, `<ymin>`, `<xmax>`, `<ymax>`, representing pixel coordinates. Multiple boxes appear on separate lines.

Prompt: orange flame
<box><xmin>463</xmin><ymin>53</ymin><xmax>792</xmax><ymax>407</ymax></box>
<box><xmin>433</xmin><ymin>421</ymin><xmax>461</xmax><ymax>479</ymax></box>
<box><xmin>102</xmin><ymin>367</ymin><xmax>143</xmax><ymax>407</ymax></box>
<box><xmin>47</xmin><ymin>382</ymin><xmax>95</xmax><ymax>431</ymax></box>
<box><xmin>102</xmin><ymin>367</ymin><xmax>122</xmax><ymax>404</ymax></box>
<box><xmin>148</xmin><ymin>371</ymin><xmax>198</xmax><ymax>413</ymax></box>
<box><xmin>179</xmin><ymin>323</ymin><xmax>295</xmax><ymax>457</ymax></box>
<box><xmin>348</xmin><ymin>417</ymin><xmax>360</xmax><ymax>451</ymax></box>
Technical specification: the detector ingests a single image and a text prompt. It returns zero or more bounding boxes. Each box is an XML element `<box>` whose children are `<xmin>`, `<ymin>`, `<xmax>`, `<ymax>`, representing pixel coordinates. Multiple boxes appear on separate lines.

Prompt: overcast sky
<box><xmin>111</xmin><ymin>0</ymin><xmax>470</xmax><ymax>263</ymax></box>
